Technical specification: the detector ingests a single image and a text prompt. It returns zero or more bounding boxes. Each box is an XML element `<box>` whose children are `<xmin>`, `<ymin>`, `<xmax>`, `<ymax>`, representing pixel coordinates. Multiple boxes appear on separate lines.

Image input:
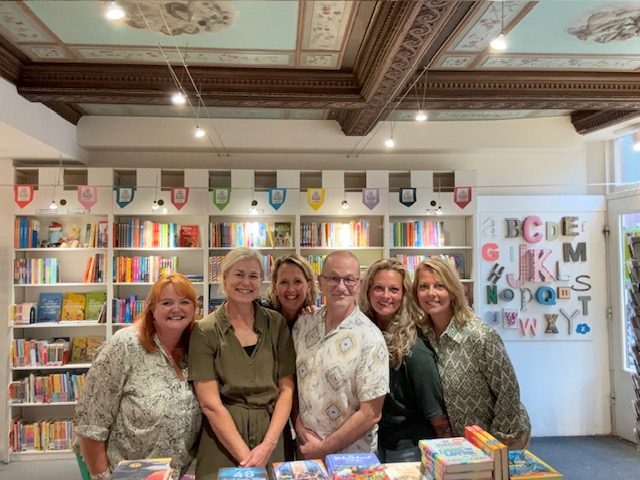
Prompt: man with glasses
<box><xmin>292</xmin><ymin>251</ymin><xmax>389</xmax><ymax>459</ymax></box>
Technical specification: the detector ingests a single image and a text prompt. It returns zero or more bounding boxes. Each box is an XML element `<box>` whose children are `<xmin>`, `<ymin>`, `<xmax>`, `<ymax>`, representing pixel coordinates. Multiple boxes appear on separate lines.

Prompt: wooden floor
<box><xmin>0</xmin><ymin>436</ymin><xmax>638</xmax><ymax>480</ymax></box>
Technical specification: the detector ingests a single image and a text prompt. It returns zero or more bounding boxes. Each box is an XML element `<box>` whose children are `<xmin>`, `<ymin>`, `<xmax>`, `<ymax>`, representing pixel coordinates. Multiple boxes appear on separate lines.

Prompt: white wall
<box><xmin>477</xmin><ymin>196</ymin><xmax>610</xmax><ymax>437</ymax></box>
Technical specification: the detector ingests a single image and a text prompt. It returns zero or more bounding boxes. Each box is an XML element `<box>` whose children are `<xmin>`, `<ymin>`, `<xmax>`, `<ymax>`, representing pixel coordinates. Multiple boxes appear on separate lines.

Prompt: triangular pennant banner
<box><xmin>114</xmin><ymin>186</ymin><xmax>135</xmax><ymax>208</ymax></box>
<box><xmin>77</xmin><ymin>185</ymin><xmax>97</xmax><ymax>210</ymax></box>
<box><xmin>171</xmin><ymin>187</ymin><xmax>189</xmax><ymax>210</ymax></box>
<box><xmin>362</xmin><ymin>188</ymin><xmax>380</xmax><ymax>210</ymax></box>
<box><xmin>213</xmin><ymin>188</ymin><xmax>231</xmax><ymax>210</ymax></box>
<box><xmin>454</xmin><ymin>186</ymin><xmax>472</xmax><ymax>209</ymax></box>
<box><xmin>14</xmin><ymin>184</ymin><xmax>34</xmax><ymax>208</ymax></box>
<box><xmin>307</xmin><ymin>188</ymin><xmax>325</xmax><ymax>211</ymax></box>
<box><xmin>269</xmin><ymin>188</ymin><xmax>287</xmax><ymax>211</ymax></box>
<box><xmin>399</xmin><ymin>188</ymin><xmax>416</xmax><ymax>207</ymax></box>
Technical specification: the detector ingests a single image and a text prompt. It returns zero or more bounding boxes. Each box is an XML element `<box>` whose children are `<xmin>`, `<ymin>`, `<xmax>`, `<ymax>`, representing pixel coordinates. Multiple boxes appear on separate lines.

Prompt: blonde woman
<box><xmin>267</xmin><ymin>254</ymin><xmax>318</xmax><ymax>329</ymax></box>
<box><xmin>360</xmin><ymin>258</ymin><xmax>451</xmax><ymax>462</ymax></box>
<box><xmin>189</xmin><ymin>248</ymin><xmax>296</xmax><ymax>479</ymax></box>
<box><xmin>413</xmin><ymin>257</ymin><xmax>531</xmax><ymax>449</ymax></box>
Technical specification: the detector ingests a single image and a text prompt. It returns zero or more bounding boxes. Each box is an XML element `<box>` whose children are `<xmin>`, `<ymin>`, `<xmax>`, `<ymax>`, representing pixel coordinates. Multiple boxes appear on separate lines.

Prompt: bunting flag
<box><xmin>212</xmin><ymin>188</ymin><xmax>231</xmax><ymax>210</ymax></box>
<box><xmin>362</xmin><ymin>188</ymin><xmax>380</xmax><ymax>210</ymax></box>
<box><xmin>268</xmin><ymin>188</ymin><xmax>287</xmax><ymax>211</ymax></box>
<box><xmin>399</xmin><ymin>188</ymin><xmax>416</xmax><ymax>207</ymax></box>
<box><xmin>454</xmin><ymin>186</ymin><xmax>472</xmax><ymax>209</ymax></box>
<box><xmin>114</xmin><ymin>186</ymin><xmax>135</xmax><ymax>208</ymax></box>
<box><xmin>14</xmin><ymin>184</ymin><xmax>34</xmax><ymax>208</ymax></box>
<box><xmin>171</xmin><ymin>187</ymin><xmax>189</xmax><ymax>210</ymax></box>
<box><xmin>307</xmin><ymin>188</ymin><xmax>325</xmax><ymax>211</ymax></box>
<box><xmin>77</xmin><ymin>185</ymin><xmax>97</xmax><ymax>210</ymax></box>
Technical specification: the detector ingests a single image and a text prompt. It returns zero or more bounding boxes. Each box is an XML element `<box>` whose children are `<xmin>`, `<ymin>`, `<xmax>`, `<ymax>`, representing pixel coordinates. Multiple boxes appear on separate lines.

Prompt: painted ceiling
<box><xmin>0</xmin><ymin>1</ymin><xmax>639</xmax><ymax>132</ymax></box>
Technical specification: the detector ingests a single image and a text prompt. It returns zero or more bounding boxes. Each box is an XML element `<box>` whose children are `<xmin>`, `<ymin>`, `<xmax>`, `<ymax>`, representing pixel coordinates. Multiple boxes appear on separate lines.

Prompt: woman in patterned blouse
<box><xmin>359</xmin><ymin>258</ymin><xmax>451</xmax><ymax>462</ymax></box>
<box><xmin>74</xmin><ymin>273</ymin><xmax>202</xmax><ymax>480</ymax></box>
<box><xmin>413</xmin><ymin>257</ymin><xmax>531</xmax><ymax>449</ymax></box>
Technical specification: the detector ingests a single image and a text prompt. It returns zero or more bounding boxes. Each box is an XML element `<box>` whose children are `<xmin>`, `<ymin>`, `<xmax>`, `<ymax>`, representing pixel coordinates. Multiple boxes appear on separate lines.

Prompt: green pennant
<box><xmin>212</xmin><ymin>188</ymin><xmax>231</xmax><ymax>210</ymax></box>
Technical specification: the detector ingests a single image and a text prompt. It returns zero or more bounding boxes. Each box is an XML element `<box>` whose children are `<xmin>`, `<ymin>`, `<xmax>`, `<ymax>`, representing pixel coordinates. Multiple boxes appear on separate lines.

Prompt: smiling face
<box><xmin>319</xmin><ymin>253</ymin><xmax>360</xmax><ymax>310</ymax></box>
<box><xmin>275</xmin><ymin>262</ymin><xmax>311</xmax><ymax>316</ymax></box>
<box><xmin>416</xmin><ymin>268</ymin><xmax>453</xmax><ymax>324</ymax></box>
<box><xmin>152</xmin><ymin>283</ymin><xmax>195</xmax><ymax>339</ymax></box>
<box><xmin>368</xmin><ymin>269</ymin><xmax>404</xmax><ymax>328</ymax></box>
<box><xmin>224</xmin><ymin>258</ymin><xmax>262</xmax><ymax>305</ymax></box>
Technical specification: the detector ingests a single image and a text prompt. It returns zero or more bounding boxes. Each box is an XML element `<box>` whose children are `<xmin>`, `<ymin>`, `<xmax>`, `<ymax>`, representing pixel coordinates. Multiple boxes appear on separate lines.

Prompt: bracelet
<box><xmin>89</xmin><ymin>469</ymin><xmax>111</xmax><ymax>480</ymax></box>
<box><xmin>264</xmin><ymin>437</ymin><xmax>277</xmax><ymax>446</ymax></box>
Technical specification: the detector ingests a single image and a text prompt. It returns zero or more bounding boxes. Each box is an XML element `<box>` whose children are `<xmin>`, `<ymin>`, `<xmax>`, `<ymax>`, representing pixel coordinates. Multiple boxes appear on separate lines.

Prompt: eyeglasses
<box><xmin>319</xmin><ymin>274</ymin><xmax>359</xmax><ymax>288</ymax></box>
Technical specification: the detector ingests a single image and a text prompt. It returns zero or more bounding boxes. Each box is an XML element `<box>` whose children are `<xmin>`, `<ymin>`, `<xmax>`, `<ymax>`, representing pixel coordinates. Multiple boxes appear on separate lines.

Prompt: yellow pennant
<box><xmin>307</xmin><ymin>188</ymin><xmax>325</xmax><ymax>211</ymax></box>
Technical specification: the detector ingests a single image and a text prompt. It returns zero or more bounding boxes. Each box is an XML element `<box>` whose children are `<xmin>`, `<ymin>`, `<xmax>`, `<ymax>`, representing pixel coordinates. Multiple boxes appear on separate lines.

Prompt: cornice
<box><xmin>0</xmin><ymin>42</ymin><xmax>23</xmax><ymax>84</ymax></box>
<box><xmin>571</xmin><ymin>110</ymin><xmax>640</xmax><ymax>135</ymax></box>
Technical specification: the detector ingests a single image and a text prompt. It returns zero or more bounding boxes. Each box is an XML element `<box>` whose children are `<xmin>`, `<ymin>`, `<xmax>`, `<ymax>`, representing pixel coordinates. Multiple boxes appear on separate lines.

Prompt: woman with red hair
<box><xmin>74</xmin><ymin>273</ymin><xmax>202</xmax><ymax>480</ymax></box>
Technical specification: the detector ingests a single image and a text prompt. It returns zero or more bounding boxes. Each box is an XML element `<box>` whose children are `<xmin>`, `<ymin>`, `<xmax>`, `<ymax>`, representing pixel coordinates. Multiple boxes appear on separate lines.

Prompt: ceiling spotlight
<box><xmin>249</xmin><ymin>199</ymin><xmax>258</xmax><ymax>214</ymax></box>
<box><xmin>171</xmin><ymin>91</ymin><xmax>186</xmax><ymax>105</ymax></box>
<box><xmin>341</xmin><ymin>199</ymin><xmax>350</xmax><ymax>210</ymax></box>
<box><xmin>105</xmin><ymin>2</ymin><xmax>125</xmax><ymax>20</ymax></box>
<box><xmin>194</xmin><ymin>126</ymin><xmax>205</xmax><ymax>138</ymax></box>
<box><xmin>415</xmin><ymin>110</ymin><xmax>428</xmax><ymax>122</ymax></box>
<box><xmin>384</xmin><ymin>137</ymin><xmax>395</xmax><ymax>148</ymax></box>
<box><xmin>49</xmin><ymin>200</ymin><xmax>58</xmax><ymax>211</ymax></box>
<box><xmin>633</xmin><ymin>132</ymin><xmax>640</xmax><ymax>152</ymax></box>
<box><xmin>151</xmin><ymin>200</ymin><xmax>159</xmax><ymax>211</ymax></box>
<box><xmin>490</xmin><ymin>33</ymin><xmax>507</xmax><ymax>51</ymax></box>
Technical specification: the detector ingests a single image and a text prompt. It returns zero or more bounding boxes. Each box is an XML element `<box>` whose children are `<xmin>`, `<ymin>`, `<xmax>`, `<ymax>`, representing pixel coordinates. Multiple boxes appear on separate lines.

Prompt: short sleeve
<box><xmin>73</xmin><ymin>333</ymin><xmax>131</xmax><ymax>441</ymax></box>
<box><xmin>356</xmin><ymin>328</ymin><xmax>389</xmax><ymax>402</ymax></box>
<box><xmin>188</xmin><ymin>320</ymin><xmax>218</xmax><ymax>382</ymax></box>
<box><xmin>407</xmin><ymin>340</ymin><xmax>446</xmax><ymax>420</ymax></box>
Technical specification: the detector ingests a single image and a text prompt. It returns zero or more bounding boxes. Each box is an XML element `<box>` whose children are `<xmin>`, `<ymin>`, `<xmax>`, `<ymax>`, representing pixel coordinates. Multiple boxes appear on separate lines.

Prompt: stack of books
<box><xmin>110</xmin><ymin>458</ymin><xmax>173</xmax><ymax>480</ymax></box>
<box><xmin>272</xmin><ymin>460</ymin><xmax>330</xmax><ymax>480</ymax></box>
<box><xmin>418</xmin><ymin>437</ymin><xmax>493</xmax><ymax>480</ymax></box>
<box><xmin>464</xmin><ymin>425</ymin><xmax>508</xmax><ymax>480</ymax></box>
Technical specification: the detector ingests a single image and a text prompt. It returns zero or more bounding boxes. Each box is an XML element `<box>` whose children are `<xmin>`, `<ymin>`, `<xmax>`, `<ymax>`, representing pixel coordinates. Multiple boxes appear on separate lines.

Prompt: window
<box><xmin>614</xmin><ymin>134</ymin><xmax>640</xmax><ymax>185</ymax></box>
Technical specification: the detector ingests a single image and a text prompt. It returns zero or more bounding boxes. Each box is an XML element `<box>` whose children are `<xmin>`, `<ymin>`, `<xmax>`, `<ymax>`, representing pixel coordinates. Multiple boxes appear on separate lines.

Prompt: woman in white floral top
<box><xmin>413</xmin><ymin>257</ymin><xmax>531</xmax><ymax>449</ymax></box>
<box><xmin>74</xmin><ymin>273</ymin><xmax>202</xmax><ymax>480</ymax></box>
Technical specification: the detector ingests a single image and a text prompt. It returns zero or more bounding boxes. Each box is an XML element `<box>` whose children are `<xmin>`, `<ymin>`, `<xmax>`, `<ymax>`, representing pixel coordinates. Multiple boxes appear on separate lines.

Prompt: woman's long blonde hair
<box><xmin>413</xmin><ymin>257</ymin><xmax>474</xmax><ymax>328</ymax></box>
<box><xmin>359</xmin><ymin>258</ymin><xmax>423</xmax><ymax>369</ymax></box>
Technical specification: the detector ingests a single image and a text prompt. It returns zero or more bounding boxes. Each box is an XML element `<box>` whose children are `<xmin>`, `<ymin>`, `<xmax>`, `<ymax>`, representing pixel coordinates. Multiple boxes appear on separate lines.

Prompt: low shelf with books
<box><xmin>209</xmin><ymin>216</ymin><xmax>295</xmax><ymax>249</ymax></box>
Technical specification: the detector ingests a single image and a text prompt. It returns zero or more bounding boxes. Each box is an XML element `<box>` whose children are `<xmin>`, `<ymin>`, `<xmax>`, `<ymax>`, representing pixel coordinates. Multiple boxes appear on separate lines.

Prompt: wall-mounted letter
<box><xmin>520</xmin><ymin>288</ymin><xmax>533</xmax><ymax>311</ymax></box>
<box><xmin>535</xmin><ymin>286</ymin><xmax>557</xmax><ymax>305</ymax></box>
<box><xmin>556</xmin><ymin>261</ymin><xmax>570</xmax><ymax>282</ymax></box>
<box><xmin>572</xmin><ymin>275</ymin><xmax>592</xmax><ymax>292</ymax></box>
<box><xmin>546</xmin><ymin>221</ymin><xmax>559</xmax><ymax>241</ymax></box>
<box><xmin>520</xmin><ymin>317</ymin><xmax>539</xmax><ymax>337</ymax></box>
<box><xmin>578</xmin><ymin>295</ymin><xmax>591</xmax><ymax>315</ymax></box>
<box><xmin>557</xmin><ymin>286</ymin><xmax>571</xmax><ymax>299</ymax></box>
<box><xmin>499</xmin><ymin>288</ymin><xmax>515</xmax><ymax>302</ymax></box>
<box><xmin>503</xmin><ymin>308</ymin><xmax>519</xmax><ymax>329</ymax></box>
<box><xmin>560</xmin><ymin>308</ymin><xmax>579</xmax><ymax>335</ymax></box>
<box><xmin>505</xmin><ymin>218</ymin><xmax>521</xmax><ymax>238</ymax></box>
<box><xmin>507</xmin><ymin>245</ymin><xmax>527</xmax><ymax>288</ymax></box>
<box><xmin>487</xmin><ymin>285</ymin><xmax>498</xmax><ymax>304</ymax></box>
<box><xmin>563</xmin><ymin>242</ymin><xmax>587</xmax><ymax>262</ymax></box>
<box><xmin>562</xmin><ymin>216</ymin><xmax>579</xmax><ymax>236</ymax></box>
<box><xmin>487</xmin><ymin>263</ymin><xmax>504</xmax><ymax>283</ymax></box>
<box><xmin>523</xmin><ymin>215</ymin><xmax>543</xmax><ymax>243</ymax></box>
<box><xmin>482</xmin><ymin>243</ymin><xmax>500</xmax><ymax>262</ymax></box>
<box><xmin>528</xmin><ymin>249</ymin><xmax>555</xmax><ymax>282</ymax></box>
<box><xmin>544</xmin><ymin>314</ymin><xmax>559</xmax><ymax>334</ymax></box>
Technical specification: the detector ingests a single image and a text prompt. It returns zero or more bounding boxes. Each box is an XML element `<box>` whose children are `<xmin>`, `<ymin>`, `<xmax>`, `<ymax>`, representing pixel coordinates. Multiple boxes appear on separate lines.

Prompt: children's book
<box><xmin>70</xmin><ymin>337</ymin><xmax>88</xmax><ymax>363</ymax></box>
<box><xmin>273</xmin><ymin>222</ymin><xmax>293</xmax><ymax>247</ymax></box>
<box><xmin>464</xmin><ymin>425</ymin><xmax>507</xmax><ymax>480</ymax></box>
<box><xmin>508</xmin><ymin>450</ymin><xmax>563</xmax><ymax>479</ymax></box>
<box><xmin>272</xmin><ymin>460</ymin><xmax>329</xmax><ymax>480</ymax></box>
<box><xmin>217</xmin><ymin>467</ymin><xmax>269</xmax><ymax>480</ymax></box>
<box><xmin>325</xmin><ymin>453</ymin><xmax>385</xmax><ymax>480</ymax></box>
<box><xmin>36</xmin><ymin>292</ymin><xmax>63</xmax><ymax>323</ymax></box>
<box><xmin>179</xmin><ymin>225</ymin><xmax>201</xmax><ymax>247</ymax></box>
<box><xmin>110</xmin><ymin>458</ymin><xmax>173</xmax><ymax>480</ymax></box>
<box><xmin>85</xmin><ymin>291</ymin><xmax>107</xmax><ymax>320</ymax></box>
<box><xmin>419</xmin><ymin>437</ymin><xmax>493</xmax><ymax>475</ymax></box>
<box><xmin>382</xmin><ymin>463</ymin><xmax>422</xmax><ymax>480</ymax></box>
<box><xmin>60</xmin><ymin>292</ymin><xmax>86</xmax><ymax>320</ymax></box>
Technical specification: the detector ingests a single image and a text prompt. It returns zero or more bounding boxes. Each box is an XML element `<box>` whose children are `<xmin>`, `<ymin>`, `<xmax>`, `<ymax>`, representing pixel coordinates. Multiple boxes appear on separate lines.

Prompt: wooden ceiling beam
<box><xmin>571</xmin><ymin>110</ymin><xmax>640</xmax><ymax>135</ymax></box>
<box><xmin>335</xmin><ymin>0</ymin><xmax>471</xmax><ymax>136</ymax></box>
<box><xmin>16</xmin><ymin>63</ymin><xmax>363</xmax><ymax>108</ymax></box>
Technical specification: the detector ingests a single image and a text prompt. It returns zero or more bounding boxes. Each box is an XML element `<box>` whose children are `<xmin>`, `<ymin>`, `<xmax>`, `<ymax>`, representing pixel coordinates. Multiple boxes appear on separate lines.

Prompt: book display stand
<box><xmin>626</xmin><ymin>233</ymin><xmax>640</xmax><ymax>450</ymax></box>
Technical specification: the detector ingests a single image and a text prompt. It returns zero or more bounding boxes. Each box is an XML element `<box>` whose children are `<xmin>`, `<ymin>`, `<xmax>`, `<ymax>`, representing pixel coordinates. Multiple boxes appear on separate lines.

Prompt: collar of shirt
<box><xmin>319</xmin><ymin>304</ymin><xmax>362</xmax><ymax>338</ymax></box>
<box><xmin>426</xmin><ymin>317</ymin><xmax>469</xmax><ymax>347</ymax></box>
<box><xmin>216</xmin><ymin>301</ymin><xmax>267</xmax><ymax>336</ymax></box>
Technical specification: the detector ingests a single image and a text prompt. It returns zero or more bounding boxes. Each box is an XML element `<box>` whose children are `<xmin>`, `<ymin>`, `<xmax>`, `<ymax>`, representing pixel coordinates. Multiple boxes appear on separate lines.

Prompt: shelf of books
<box><xmin>389</xmin><ymin>215</ymin><xmax>474</xmax><ymax>305</ymax></box>
<box><xmin>9</xmin><ymin>214</ymin><xmax>109</xmax><ymax>460</ymax></box>
<box><xmin>625</xmin><ymin>232</ymin><xmax>640</xmax><ymax>449</ymax></box>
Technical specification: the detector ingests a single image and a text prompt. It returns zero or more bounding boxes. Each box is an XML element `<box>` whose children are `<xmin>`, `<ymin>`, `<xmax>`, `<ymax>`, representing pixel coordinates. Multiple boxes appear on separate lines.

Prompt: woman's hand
<box><xmin>239</xmin><ymin>438</ymin><xmax>276</xmax><ymax>467</ymax></box>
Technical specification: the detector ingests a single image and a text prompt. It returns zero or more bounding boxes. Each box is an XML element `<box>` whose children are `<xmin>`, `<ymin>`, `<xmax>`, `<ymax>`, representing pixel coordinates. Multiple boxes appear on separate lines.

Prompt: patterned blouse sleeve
<box><xmin>73</xmin><ymin>333</ymin><xmax>131</xmax><ymax>441</ymax></box>
<box><xmin>480</xmin><ymin>327</ymin><xmax>529</xmax><ymax>440</ymax></box>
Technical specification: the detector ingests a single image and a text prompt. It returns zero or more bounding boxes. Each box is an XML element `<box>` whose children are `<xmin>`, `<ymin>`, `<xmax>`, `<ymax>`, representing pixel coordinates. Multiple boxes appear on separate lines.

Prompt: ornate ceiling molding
<box><xmin>337</xmin><ymin>0</ymin><xmax>468</xmax><ymax>136</ymax></box>
<box><xmin>571</xmin><ymin>110</ymin><xmax>640</xmax><ymax>135</ymax></box>
<box><xmin>0</xmin><ymin>41</ymin><xmax>23</xmax><ymax>84</ymax></box>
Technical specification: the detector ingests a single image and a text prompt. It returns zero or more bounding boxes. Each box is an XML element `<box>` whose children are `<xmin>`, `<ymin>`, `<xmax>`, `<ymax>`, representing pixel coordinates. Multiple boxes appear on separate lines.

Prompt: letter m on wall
<box><xmin>563</xmin><ymin>242</ymin><xmax>587</xmax><ymax>262</ymax></box>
